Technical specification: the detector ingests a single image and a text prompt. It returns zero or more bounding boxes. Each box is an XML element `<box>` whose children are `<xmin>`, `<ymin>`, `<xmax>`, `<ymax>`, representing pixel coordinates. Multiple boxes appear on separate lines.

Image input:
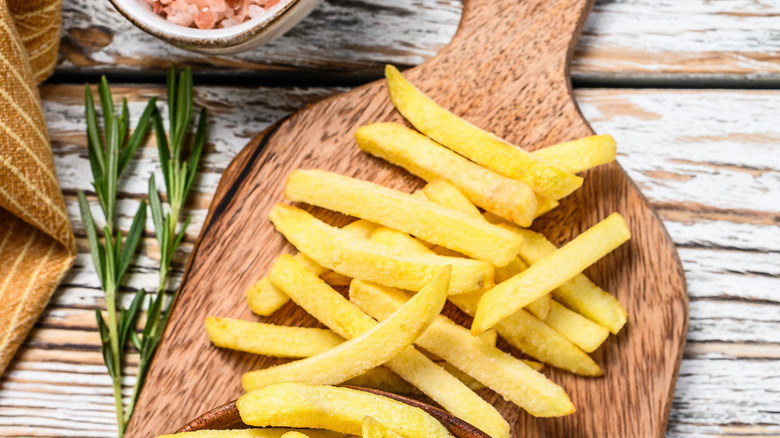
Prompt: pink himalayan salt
<box><xmin>145</xmin><ymin>0</ymin><xmax>283</xmax><ymax>29</ymax></box>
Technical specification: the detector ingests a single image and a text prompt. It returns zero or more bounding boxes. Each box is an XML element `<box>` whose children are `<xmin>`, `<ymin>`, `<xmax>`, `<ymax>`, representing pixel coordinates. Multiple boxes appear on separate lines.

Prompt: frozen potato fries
<box><xmin>385</xmin><ymin>65</ymin><xmax>582</xmax><ymax>199</ymax></box>
<box><xmin>158</xmin><ymin>430</ymin><xmax>348</xmax><ymax>438</ymax></box>
<box><xmin>284</xmin><ymin>169</ymin><xmax>522</xmax><ymax>266</ymax></box>
<box><xmin>202</xmin><ymin>63</ymin><xmax>634</xmax><ymax>434</ymax></box>
<box><xmin>356</xmin><ymin>122</ymin><xmax>537</xmax><ymax>226</ymax></box>
<box><xmin>472</xmin><ymin>213</ymin><xmax>631</xmax><ymax>335</ymax></box>
<box><xmin>269</xmin><ymin>203</ymin><xmax>494</xmax><ymax>295</ymax></box>
<box><xmin>206</xmin><ymin>318</ymin><xmax>343</xmax><ymax>358</ymax></box>
<box><xmin>241</xmin><ymin>263</ymin><xmax>450</xmax><ymax>392</ymax></box>
<box><xmin>266</xmin><ymin>255</ymin><xmax>509</xmax><ymax>438</ymax></box>
<box><xmin>238</xmin><ymin>383</ymin><xmax>454</xmax><ymax>438</ymax></box>
<box><xmin>361</xmin><ymin>416</ymin><xmax>403</xmax><ymax>438</ymax></box>
<box><xmin>246</xmin><ymin>220</ymin><xmax>375</xmax><ymax>317</ymax></box>
<box><xmin>350</xmin><ymin>281</ymin><xmax>575</xmax><ymax>417</ymax></box>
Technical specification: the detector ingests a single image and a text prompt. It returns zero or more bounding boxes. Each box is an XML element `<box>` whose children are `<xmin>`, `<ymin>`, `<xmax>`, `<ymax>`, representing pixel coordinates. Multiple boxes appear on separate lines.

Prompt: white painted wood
<box><xmin>55</xmin><ymin>0</ymin><xmax>780</xmax><ymax>81</ymax></box>
<box><xmin>1</xmin><ymin>86</ymin><xmax>778</xmax><ymax>437</ymax></box>
<box><xmin>578</xmin><ymin>89</ymin><xmax>780</xmax><ymax>214</ymax></box>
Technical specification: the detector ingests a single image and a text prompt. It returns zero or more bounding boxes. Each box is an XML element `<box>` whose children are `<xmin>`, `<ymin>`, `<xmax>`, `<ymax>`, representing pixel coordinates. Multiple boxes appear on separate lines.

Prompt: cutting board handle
<box><xmin>412</xmin><ymin>0</ymin><xmax>596</xmax><ymax>148</ymax></box>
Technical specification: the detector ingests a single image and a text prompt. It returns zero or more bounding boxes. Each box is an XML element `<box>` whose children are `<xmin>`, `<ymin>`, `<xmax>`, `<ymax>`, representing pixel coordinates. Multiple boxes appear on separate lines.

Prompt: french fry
<box><xmin>484</xmin><ymin>212</ymin><xmax>627</xmax><ymax>334</ymax></box>
<box><xmin>532</xmin><ymin>134</ymin><xmax>617</xmax><ymax>174</ymax></box>
<box><xmin>420</xmin><ymin>180</ymin><xmax>552</xmax><ymax>319</ymax></box>
<box><xmin>348</xmin><ymin>365</ymin><xmax>487</xmax><ymax>394</ymax></box>
<box><xmin>362</xmin><ymin>416</ymin><xmax>403</xmax><ymax>438</ymax></box>
<box><xmin>544</xmin><ymin>301</ymin><xmax>609</xmax><ymax>353</ymax></box>
<box><xmin>422</xmin><ymin>180</ymin><xmax>483</xmax><ymax>220</ymax></box>
<box><xmin>269</xmin><ymin>204</ymin><xmax>494</xmax><ymax>295</ymax></box>
<box><xmin>356</xmin><ymin>123</ymin><xmax>537</xmax><ymax>226</ymax></box>
<box><xmin>206</xmin><ymin>317</ymin><xmax>344</xmax><ymax>358</ymax></box>
<box><xmin>159</xmin><ymin>429</ymin><xmax>348</xmax><ymax>438</ymax></box>
<box><xmin>281</xmin><ymin>432</ymin><xmax>310</xmax><ymax>438</ymax></box>
<box><xmin>502</xmin><ymin>227</ymin><xmax>628</xmax><ymax>334</ymax></box>
<box><xmin>267</xmin><ymin>255</ymin><xmax>509</xmax><ymax>438</ymax></box>
<box><xmin>247</xmin><ymin>220</ymin><xmax>375</xmax><ymax>316</ymax></box>
<box><xmin>284</xmin><ymin>169</ymin><xmax>523</xmax><ymax>266</ymax></box>
<box><xmin>385</xmin><ymin>65</ymin><xmax>582</xmax><ymax>199</ymax></box>
<box><xmin>351</xmin><ymin>281</ymin><xmax>575</xmax><ymax>417</ymax></box>
<box><xmin>533</xmin><ymin>194</ymin><xmax>559</xmax><ymax>218</ymax></box>
<box><xmin>242</xmin><ymin>261</ymin><xmax>451</xmax><ymax>392</ymax></box>
<box><xmin>369</xmin><ymin>227</ymin><xmax>432</xmax><ymax>255</ymax></box>
<box><xmin>472</xmin><ymin>213</ymin><xmax>631</xmax><ymax>335</ymax></box>
<box><xmin>237</xmin><ymin>383</ymin><xmax>455</xmax><ymax>438</ymax></box>
<box><xmin>246</xmin><ymin>253</ymin><xmax>326</xmax><ymax>317</ymax></box>
<box><xmin>247</xmin><ymin>277</ymin><xmax>292</xmax><ymax>317</ymax></box>
<box><xmin>448</xmin><ymin>292</ymin><xmax>603</xmax><ymax>376</ymax></box>
<box><xmin>494</xmin><ymin>256</ymin><xmax>552</xmax><ymax>320</ymax></box>
<box><xmin>419</xmin><ymin>183</ymin><xmax>605</xmax><ymax>355</ymax></box>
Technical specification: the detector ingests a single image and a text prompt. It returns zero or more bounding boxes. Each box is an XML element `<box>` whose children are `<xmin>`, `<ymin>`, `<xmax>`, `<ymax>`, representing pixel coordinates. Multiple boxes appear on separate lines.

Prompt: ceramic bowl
<box><xmin>175</xmin><ymin>387</ymin><xmax>489</xmax><ymax>438</ymax></box>
<box><xmin>108</xmin><ymin>0</ymin><xmax>322</xmax><ymax>54</ymax></box>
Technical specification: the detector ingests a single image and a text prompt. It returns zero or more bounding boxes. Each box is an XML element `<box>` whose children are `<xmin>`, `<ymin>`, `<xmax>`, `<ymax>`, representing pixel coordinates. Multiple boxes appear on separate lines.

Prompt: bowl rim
<box><xmin>107</xmin><ymin>0</ymin><xmax>303</xmax><ymax>48</ymax></box>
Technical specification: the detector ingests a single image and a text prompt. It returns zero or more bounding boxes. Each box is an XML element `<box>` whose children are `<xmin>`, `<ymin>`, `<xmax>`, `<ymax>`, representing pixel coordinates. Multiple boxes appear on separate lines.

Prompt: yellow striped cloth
<box><xmin>0</xmin><ymin>0</ymin><xmax>76</xmax><ymax>375</ymax></box>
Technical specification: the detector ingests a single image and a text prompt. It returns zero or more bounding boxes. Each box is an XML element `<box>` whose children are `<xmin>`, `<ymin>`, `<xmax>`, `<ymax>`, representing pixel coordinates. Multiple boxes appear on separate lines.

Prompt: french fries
<box><xmin>159</xmin><ymin>430</ymin><xmax>348</xmax><ymax>438</ymax></box>
<box><xmin>421</xmin><ymin>180</ymin><xmax>552</xmax><ymax>319</ymax></box>
<box><xmin>205</xmin><ymin>317</ymin><xmax>489</xmax><ymax>392</ymax></box>
<box><xmin>531</xmin><ymin>134</ymin><xmax>617</xmax><ymax>174</ymax></box>
<box><xmin>362</xmin><ymin>416</ymin><xmax>403</xmax><ymax>438</ymax></box>
<box><xmin>348</xmin><ymin>365</ymin><xmax>488</xmax><ymax>394</ymax></box>
<box><xmin>204</xmin><ymin>61</ymin><xmax>634</xmax><ymax>432</ymax></box>
<box><xmin>494</xmin><ymin>256</ymin><xmax>552</xmax><ymax>320</ymax></box>
<box><xmin>385</xmin><ymin>65</ymin><xmax>582</xmax><ymax>199</ymax></box>
<box><xmin>356</xmin><ymin>123</ymin><xmax>537</xmax><ymax>226</ymax></box>
<box><xmin>416</xmin><ymin>180</ymin><xmax>608</xmax><ymax>372</ymax></box>
<box><xmin>422</xmin><ymin>180</ymin><xmax>483</xmax><ymax>220</ymax></box>
<box><xmin>247</xmin><ymin>221</ymin><xmax>375</xmax><ymax>317</ymax></box>
<box><xmin>369</xmin><ymin>227</ymin><xmax>432</xmax><ymax>255</ymax></box>
<box><xmin>284</xmin><ymin>169</ymin><xmax>523</xmax><ymax>266</ymax></box>
<box><xmin>237</xmin><ymin>383</ymin><xmax>455</xmax><ymax>438</ymax></box>
<box><xmin>206</xmin><ymin>317</ymin><xmax>343</xmax><ymax>358</ymax></box>
<box><xmin>472</xmin><ymin>213</ymin><xmax>631</xmax><ymax>335</ymax></box>
<box><xmin>501</xmin><ymin>226</ymin><xmax>628</xmax><ymax>334</ymax></box>
<box><xmin>242</xmin><ymin>260</ymin><xmax>450</xmax><ymax>392</ymax></box>
<box><xmin>269</xmin><ymin>204</ymin><xmax>494</xmax><ymax>295</ymax></box>
<box><xmin>350</xmin><ymin>280</ymin><xmax>575</xmax><ymax>417</ymax></box>
<box><xmin>544</xmin><ymin>301</ymin><xmax>609</xmax><ymax>353</ymax></box>
<box><xmin>448</xmin><ymin>292</ymin><xmax>603</xmax><ymax>376</ymax></box>
<box><xmin>267</xmin><ymin>255</ymin><xmax>509</xmax><ymax>438</ymax></box>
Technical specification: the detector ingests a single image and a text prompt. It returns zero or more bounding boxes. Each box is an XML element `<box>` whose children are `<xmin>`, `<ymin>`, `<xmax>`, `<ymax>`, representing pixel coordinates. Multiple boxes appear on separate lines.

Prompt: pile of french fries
<box><xmin>167</xmin><ymin>66</ymin><xmax>631</xmax><ymax>438</ymax></box>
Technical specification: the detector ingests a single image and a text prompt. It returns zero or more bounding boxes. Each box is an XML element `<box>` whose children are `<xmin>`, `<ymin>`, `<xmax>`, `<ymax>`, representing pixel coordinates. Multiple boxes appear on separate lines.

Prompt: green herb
<box><xmin>126</xmin><ymin>65</ymin><xmax>207</xmax><ymax>425</ymax></box>
<box><xmin>78</xmin><ymin>76</ymin><xmax>155</xmax><ymax>436</ymax></box>
<box><xmin>78</xmin><ymin>66</ymin><xmax>206</xmax><ymax>437</ymax></box>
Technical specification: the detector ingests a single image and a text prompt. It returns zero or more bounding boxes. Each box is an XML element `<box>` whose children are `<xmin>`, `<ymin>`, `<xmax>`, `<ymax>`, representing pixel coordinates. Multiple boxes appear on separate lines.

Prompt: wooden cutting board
<box><xmin>125</xmin><ymin>0</ymin><xmax>689</xmax><ymax>436</ymax></box>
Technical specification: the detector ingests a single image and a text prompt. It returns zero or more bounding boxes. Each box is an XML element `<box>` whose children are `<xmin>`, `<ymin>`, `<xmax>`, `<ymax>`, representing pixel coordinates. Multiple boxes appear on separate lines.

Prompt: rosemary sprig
<box><xmin>78</xmin><ymin>77</ymin><xmax>155</xmax><ymax>436</ymax></box>
<box><xmin>79</xmin><ymin>67</ymin><xmax>207</xmax><ymax>437</ymax></box>
<box><xmin>124</xmin><ymin>66</ymin><xmax>207</xmax><ymax>423</ymax></box>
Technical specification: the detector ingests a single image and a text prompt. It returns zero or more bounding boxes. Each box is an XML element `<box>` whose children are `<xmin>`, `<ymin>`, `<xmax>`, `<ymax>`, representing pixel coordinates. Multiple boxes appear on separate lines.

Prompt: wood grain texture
<box><xmin>55</xmin><ymin>0</ymin><xmax>780</xmax><ymax>83</ymax></box>
<box><xmin>1</xmin><ymin>86</ymin><xmax>778</xmax><ymax>437</ymax></box>
<box><xmin>119</xmin><ymin>1</ymin><xmax>690</xmax><ymax>437</ymax></box>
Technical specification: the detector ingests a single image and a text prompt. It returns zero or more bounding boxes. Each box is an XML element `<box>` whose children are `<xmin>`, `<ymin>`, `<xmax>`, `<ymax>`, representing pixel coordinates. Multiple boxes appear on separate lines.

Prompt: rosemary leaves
<box><xmin>78</xmin><ymin>66</ymin><xmax>206</xmax><ymax>437</ymax></box>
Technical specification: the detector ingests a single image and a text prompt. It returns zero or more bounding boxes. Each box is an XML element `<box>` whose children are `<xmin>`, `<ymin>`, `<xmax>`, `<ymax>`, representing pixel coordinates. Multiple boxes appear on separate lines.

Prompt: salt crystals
<box><xmin>145</xmin><ymin>0</ymin><xmax>282</xmax><ymax>29</ymax></box>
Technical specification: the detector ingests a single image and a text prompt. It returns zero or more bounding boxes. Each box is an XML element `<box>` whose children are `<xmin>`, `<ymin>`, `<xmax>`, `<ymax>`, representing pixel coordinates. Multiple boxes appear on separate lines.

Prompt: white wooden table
<box><xmin>1</xmin><ymin>1</ymin><xmax>779</xmax><ymax>436</ymax></box>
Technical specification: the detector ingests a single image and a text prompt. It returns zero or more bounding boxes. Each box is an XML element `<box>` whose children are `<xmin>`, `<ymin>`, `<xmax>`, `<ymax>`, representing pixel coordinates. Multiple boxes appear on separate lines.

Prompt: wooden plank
<box><xmin>56</xmin><ymin>0</ymin><xmax>780</xmax><ymax>82</ymax></box>
<box><xmin>0</xmin><ymin>85</ymin><xmax>777</xmax><ymax>436</ymax></box>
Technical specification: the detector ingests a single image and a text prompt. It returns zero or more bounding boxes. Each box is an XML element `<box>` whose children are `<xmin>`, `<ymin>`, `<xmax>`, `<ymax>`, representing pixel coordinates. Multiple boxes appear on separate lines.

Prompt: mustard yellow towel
<box><xmin>0</xmin><ymin>0</ymin><xmax>76</xmax><ymax>375</ymax></box>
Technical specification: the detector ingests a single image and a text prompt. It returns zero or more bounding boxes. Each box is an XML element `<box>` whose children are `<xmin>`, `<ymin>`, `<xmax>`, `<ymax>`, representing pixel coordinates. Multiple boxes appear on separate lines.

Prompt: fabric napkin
<box><xmin>0</xmin><ymin>0</ymin><xmax>76</xmax><ymax>375</ymax></box>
